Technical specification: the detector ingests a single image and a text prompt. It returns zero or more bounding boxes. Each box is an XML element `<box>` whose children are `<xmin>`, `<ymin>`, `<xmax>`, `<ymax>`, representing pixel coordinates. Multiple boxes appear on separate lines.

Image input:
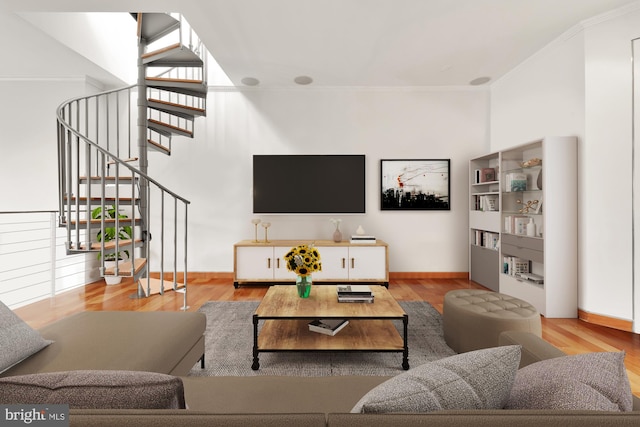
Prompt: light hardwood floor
<box><xmin>13</xmin><ymin>276</ymin><xmax>640</xmax><ymax>397</ymax></box>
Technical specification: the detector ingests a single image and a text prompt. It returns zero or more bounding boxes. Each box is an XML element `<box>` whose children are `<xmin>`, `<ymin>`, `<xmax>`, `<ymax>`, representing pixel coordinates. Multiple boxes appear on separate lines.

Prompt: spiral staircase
<box><xmin>56</xmin><ymin>13</ymin><xmax>208</xmax><ymax>307</ymax></box>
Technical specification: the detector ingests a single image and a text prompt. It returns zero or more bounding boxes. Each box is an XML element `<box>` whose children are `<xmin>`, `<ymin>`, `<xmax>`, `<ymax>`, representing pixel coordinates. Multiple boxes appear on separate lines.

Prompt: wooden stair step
<box><xmin>64</xmin><ymin>196</ymin><xmax>139</xmax><ymax>204</ymax></box>
<box><xmin>148</xmin><ymin>98</ymin><xmax>206</xmax><ymax>115</ymax></box>
<box><xmin>148</xmin><ymin>139</ymin><xmax>171</xmax><ymax>155</ymax></box>
<box><xmin>65</xmin><ymin>218</ymin><xmax>142</xmax><ymax>228</ymax></box>
<box><xmin>135</xmin><ymin>13</ymin><xmax>180</xmax><ymax>45</ymax></box>
<box><xmin>146</xmin><ymin>76</ymin><xmax>204</xmax><ymax>85</ymax></box>
<box><xmin>138</xmin><ymin>278</ymin><xmax>185</xmax><ymax>297</ymax></box>
<box><xmin>104</xmin><ymin>258</ymin><xmax>147</xmax><ymax>277</ymax></box>
<box><xmin>70</xmin><ymin>239</ymin><xmax>142</xmax><ymax>251</ymax></box>
<box><xmin>142</xmin><ymin>42</ymin><xmax>181</xmax><ymax>60</ymax></box>
<box><xmin>148</xmin><ymin>119</ymin><xmax>193</xmax><ymax>137</ymax></box>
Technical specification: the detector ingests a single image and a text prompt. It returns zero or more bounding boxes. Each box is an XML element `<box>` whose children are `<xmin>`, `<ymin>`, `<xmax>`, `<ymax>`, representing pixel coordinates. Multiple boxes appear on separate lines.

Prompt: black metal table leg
<box><xmin>251</xmin><ymin>314</ymin><xmax>260</xmax><ymax>370</ymax></box>
<box><xmin>402</xmin><ymin>314</ymin><xmax>409</xmax><ymax>370</ymax></box>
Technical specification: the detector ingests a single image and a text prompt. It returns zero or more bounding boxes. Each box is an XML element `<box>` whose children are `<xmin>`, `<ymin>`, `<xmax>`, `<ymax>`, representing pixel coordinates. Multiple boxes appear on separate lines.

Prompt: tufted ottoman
<box><xmin>443</xmin><ymin>289</ymin><xmax>541</xmax><ymax>353</ymax></box>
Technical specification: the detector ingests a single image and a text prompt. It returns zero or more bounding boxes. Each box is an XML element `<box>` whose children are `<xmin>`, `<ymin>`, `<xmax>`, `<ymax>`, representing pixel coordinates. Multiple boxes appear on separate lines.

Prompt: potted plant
<box><xmin>91</xmin><ymin>205</ymin><xmax>132</xmax><ymax>285</ymax></box>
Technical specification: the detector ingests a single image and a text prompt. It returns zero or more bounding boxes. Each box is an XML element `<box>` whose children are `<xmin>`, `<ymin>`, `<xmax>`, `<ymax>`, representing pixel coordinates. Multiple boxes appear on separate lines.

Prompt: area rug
<box><xmin>188</xmin><ymin>300</ymin><xmax>455</xmax><ymax>377</ymax></box>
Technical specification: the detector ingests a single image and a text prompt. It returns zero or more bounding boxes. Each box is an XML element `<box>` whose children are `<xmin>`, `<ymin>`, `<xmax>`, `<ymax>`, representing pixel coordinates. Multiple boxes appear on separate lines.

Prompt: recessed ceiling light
<box><xmin>294</xmin><ymin>75</ymin><xmax>313</xmax><ymax>85</ymax></box>
<box><xmin>469</xmin><ymin>76</ymin><xmax>491</xmax><ymax>86</ymax></box>
<box><xmin>241</xmin><ymin>77</ymin><xmax>260</xmax><ymax>86</ymax></box>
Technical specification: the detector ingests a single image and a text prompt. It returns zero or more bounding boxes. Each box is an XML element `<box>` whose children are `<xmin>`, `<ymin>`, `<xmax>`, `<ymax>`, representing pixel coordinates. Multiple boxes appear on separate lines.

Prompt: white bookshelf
<box><xmin>469</xmin><ymin>137</ymin><xmax>577</xmax><ymax>317</ymax></box>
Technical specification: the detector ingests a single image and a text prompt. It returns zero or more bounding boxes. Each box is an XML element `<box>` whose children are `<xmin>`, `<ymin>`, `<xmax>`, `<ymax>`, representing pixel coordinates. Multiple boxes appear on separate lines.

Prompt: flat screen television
<box><xmin>253</xmin><ymin>155</ymin><xmax>366</xmax><ymax>214</ymax></box>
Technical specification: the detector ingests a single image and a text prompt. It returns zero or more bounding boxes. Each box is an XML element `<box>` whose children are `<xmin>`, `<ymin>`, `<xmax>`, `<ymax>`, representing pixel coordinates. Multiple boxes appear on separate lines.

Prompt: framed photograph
<box><xmin>380</xmin><ymin>159</ymin><xmax>450</xmax><ymax>210</ymax></box>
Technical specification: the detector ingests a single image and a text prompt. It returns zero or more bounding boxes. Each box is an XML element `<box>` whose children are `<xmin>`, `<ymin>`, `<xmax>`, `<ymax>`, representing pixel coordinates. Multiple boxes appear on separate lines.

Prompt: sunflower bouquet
<box><xmin>284</xmin><ymin>244</ymin><xmax>322</xmax><ymax>276</ymax></box>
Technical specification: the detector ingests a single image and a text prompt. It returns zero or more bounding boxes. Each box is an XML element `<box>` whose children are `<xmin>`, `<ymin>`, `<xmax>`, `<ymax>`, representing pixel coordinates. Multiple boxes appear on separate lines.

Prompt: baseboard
<box><xmin>578</xmin><ymin>309</ymin><xmax>633</xmax><ymax>332</ymax></box>
<box><xmin>152</xmin><ymin>272</ymin><xmax>468</xmax><ymax>281</ymax></box>
<box><xmin>389</xmin><ymin>272</ymin><xmax>469</xmax><ymax>279</ymax></box>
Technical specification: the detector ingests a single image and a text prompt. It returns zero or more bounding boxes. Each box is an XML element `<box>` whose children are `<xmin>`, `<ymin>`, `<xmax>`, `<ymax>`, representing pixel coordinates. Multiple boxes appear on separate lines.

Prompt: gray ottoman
<box><xmin>443</xmin><ymin>289</ymin><xmax>541</xmax><ymax>353</ymax></box>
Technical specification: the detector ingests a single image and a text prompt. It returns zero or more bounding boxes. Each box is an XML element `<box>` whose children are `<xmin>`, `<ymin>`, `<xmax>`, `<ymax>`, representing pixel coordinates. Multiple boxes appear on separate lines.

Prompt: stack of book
<box><xmin>308</xmin><ymin>319</ymin><xmax>349</xmax><ymax>336</ymax></box>
<box><xmin>350</xmin><ymin>235</ymin><xmax>376</xmax><ymax>244</ymax></box>
<box><xmin>336</xmin><ymin>284</ymin><xmax>374</xmax><ymax>303</ymax></box>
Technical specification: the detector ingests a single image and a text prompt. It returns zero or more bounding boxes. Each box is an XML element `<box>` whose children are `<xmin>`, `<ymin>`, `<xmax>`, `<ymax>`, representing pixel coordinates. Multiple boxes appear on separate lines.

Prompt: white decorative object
<box><xmin>356</xmin><ymin>225</ymin><xmax>365</xmax><ymax>235</ymax></box>
<box><xmin>527</xmin><ymin>219</ymin><xmax>536</xmax><ymax>237</ymax></box>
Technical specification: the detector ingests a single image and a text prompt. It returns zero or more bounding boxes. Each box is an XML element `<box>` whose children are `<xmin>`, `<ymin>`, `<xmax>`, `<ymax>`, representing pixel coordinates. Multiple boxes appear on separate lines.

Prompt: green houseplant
<box><xmin>91</xmin><ymin>205</ymin><xmax>132</xmax><ymax>284</ymax></box>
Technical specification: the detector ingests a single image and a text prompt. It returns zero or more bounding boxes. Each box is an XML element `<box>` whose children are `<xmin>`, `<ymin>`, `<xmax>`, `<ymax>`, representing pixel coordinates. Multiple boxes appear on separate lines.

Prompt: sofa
<box><xmin>2</xmin><ymin>303</ymin><xmax>640</xmax><ymax>426</ymax></box>
<box><xmin>0</xmin><ymin>310</ymin><xmax>206</xmax><ymax>378</ymax></box>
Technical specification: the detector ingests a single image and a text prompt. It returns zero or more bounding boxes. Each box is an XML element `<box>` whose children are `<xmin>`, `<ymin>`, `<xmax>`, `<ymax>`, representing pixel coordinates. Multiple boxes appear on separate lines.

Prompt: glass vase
<box><xmin>296</xmin><ymin>275</ymin><xmax>312</xmax><ymax>298</ymax></box>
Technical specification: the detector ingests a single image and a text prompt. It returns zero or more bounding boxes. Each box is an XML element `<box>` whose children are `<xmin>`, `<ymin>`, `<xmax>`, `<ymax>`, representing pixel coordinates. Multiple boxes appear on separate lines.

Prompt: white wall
<box><xmin>0</xmin><ymin>77</ymin><xmax>102</xmax><ymax>212</ymax></box>
<box><xmin>148</xmin><ymin>87</ymin><xmax>490</xmax><ymax>273</ymax></box>
<box><xmin>490</xmin><ymin>5</ymin><xmax>640</xmax><ymax>324</ymax></box>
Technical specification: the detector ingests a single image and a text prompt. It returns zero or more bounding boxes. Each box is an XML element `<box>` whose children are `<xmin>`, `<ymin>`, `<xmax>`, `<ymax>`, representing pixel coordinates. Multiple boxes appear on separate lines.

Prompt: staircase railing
<box><xmin>56</xmin><ymin>85</ymin><xmax>190</xmax><ymax>299</ymax></box>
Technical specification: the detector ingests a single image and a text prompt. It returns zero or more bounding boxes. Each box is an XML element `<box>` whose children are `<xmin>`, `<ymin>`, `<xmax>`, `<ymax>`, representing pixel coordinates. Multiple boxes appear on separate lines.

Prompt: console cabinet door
<box><xmin>348</xmin><ymin>246</ymin><xmax>387</xmax><ymax>281</ymax></box>
<box><xmin>235</xmin><ymin>246</ymin><xmax>275</xmax><ymax>281</ymax></box>
<box><xmin>313</xmin><ymin>246</ymin><xmax>349</xmax><ymax>281</ymax></box>
<box><xmin>273</xmin><ymin>246</ymin><xmax>298</xmax><ymax>280</ymax></box>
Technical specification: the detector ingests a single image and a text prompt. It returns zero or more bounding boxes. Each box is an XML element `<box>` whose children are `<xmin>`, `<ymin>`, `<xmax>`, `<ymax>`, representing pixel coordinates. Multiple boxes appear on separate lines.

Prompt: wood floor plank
<box><xmin>11</xmin><ymin>277</ymin><xmax>640</xmax><ymax>397</ymax></box>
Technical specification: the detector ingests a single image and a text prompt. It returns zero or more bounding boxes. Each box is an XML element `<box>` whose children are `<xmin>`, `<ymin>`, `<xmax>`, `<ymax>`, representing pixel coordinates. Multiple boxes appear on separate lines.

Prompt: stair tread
<box><xmin>142</xmin><ymin>42</ymin><xmax>181</xmax><ymax>60</ymax></box>
<box><xmin>148</xmin><ymin>119</ymin><xmax>193</xmax><ymax>136</ymax></box>
<box><xmin>146</xmin><ymin>76</ymin><xmax>204</xmax><ymax>85</ymax></box>
<box><xmin>148</xmin><ymin>98</ymin><xmax>205</xmax><ymax>114</ymax></box>
<box><xmin>104</xmin><ymin>258</ymin><xmax>147</xmax><ymax>277</ymax></box>
<box><xmin>148</xmin><ymin>139</ymin><xmax>171</xmax><ymax>155</ymax></box>
<box><xmin>66</xmin><ymin>218</ymin><xmax>142</xmax><ymax>226</ymax></box>
<box><xmin>136</xmin><ymin>13</ymin><xmax>180</xmax><ymax>44</ymax></box>
<box><xmin>70</xmin><ymin>239</ymin><xmax>142</xmax><ymax>251</ymax></box>
<box><xmin>64</xmin><ymin>196</ymin><xmax>139</xmax><ymax>202</ymax></box>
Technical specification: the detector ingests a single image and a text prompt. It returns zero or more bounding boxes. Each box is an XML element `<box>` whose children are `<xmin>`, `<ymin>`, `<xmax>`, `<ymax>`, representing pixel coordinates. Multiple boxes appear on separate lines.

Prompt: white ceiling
<box><xmin>2</xmin><ymin>0</ymin><xmax>637</xmax><ymax>87</ymax></box>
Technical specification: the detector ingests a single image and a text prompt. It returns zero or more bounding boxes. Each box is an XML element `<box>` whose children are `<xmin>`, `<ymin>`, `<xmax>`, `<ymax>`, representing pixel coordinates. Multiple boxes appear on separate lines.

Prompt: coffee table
<box><xmin>251</xmin><ymin>285</ymin><xmax>409</xmax><ymax>370</ymax></box>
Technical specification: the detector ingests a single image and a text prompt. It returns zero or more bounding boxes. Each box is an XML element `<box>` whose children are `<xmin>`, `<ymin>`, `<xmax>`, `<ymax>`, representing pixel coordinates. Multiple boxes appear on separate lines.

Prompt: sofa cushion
<box><xmin>0</xmin><ymin>300</ymin><xmax>52</xmax><ymax>373</ymax></box>
<box><xmin>351</xmin><ymin>345</ymin><xmax>521</xmax><ymax>413</ymax></box>
<box><xmin>505</xmin><ymin>351</ymin><xmax>632</xmax><ymax>411</ymax></box>
<box><xmin>0</xmin><ymin>370</ymin><xmax>186</xmax><ymax>409</ymax></box>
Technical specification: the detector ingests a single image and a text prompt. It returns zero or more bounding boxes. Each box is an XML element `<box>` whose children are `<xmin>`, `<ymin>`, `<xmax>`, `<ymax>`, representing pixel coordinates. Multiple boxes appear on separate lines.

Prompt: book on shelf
<box><xmin>308</xmin><ymin>319</ymin><xmax>349</xmax><ymax>336</ymax></box>
<box><xmin>505</xmin><ymin>172</ymin><xmax>527</xmax><ymax>192</ymax></box>
<box><xmin>503</xmin><ymin>256</ymin><xmax>529</xmax><ymax>276</ymax></box>
<box><xmin>479</xmin><ymin>168</ymin><xmax>496</xmax><ymax>183</ymax></box>
<box><xmin>336</xmin><ymin>284</ymin><xmax>372</xmax><ymax>296</ymax></box>
<box><xmin>473</xmin><ymin>231</ymin><xmax>499</xmax><ymax>250</ymax></box>
<box><xmin>338</xmin><ymin>295</ymin><xmax>375</xmax><ymax>303</ymax></box>
<box><xmin>477</xmin><ymin>194</ymin><xmax>498</xmax><ymax>211</ymax></box>
<box><xmin>504</xmin><ymin>215</ymin><xmax>530</xmax><ymax>235</ymax></box>
<box><xmin>515</xmin><ymin>272</ymin><xmax>544</xmax><ymax>285</ymax></box>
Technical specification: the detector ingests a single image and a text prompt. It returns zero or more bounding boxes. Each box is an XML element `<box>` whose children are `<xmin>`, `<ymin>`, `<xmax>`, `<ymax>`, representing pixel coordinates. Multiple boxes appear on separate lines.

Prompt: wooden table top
<box><xmin>255</xmin><ymin>285</ymin><xmax>406</xmax><ymax>319</ymax></box>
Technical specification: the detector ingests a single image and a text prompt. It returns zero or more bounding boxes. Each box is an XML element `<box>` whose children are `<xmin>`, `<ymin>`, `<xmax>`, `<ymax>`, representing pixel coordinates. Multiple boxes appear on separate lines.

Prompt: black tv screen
<box><xmin>253</xmin><ymin>155</ymin><xmax>366</xmax><ymax>214</ymax></box>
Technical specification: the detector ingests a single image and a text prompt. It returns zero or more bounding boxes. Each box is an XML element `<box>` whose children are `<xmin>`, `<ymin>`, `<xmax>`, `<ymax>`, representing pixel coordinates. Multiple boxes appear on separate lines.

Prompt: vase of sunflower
<box><xmin>284</xmin><ymin>244</ymin><xmax>322</xmax><ymax>298</ymax></box>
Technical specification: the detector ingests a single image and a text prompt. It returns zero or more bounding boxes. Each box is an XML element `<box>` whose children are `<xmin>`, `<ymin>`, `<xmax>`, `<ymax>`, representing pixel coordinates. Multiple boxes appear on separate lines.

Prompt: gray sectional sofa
<box><xmin>2</xmin><ymin>305</ymin><xmax>640</xmax><ymax>426</ymax></box>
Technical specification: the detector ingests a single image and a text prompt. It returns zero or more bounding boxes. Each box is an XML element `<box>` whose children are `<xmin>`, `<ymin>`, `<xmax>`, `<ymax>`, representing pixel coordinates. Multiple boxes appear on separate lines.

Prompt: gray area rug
<box><xmin>188</xmin><ymin>300</ymin><xmax>455</xmax><ymax>377</ymax></box>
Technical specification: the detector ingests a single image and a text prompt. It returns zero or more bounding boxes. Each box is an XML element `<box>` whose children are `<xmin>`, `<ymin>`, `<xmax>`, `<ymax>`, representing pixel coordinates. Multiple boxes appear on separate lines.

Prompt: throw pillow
<box><xmin>505</xmin><ymin>351</ymin><xmax>632</xmax><ymax>411</ymax></box>
<box><xmin>0</xmin><ymin>370</ymin><xmax>186</xmax><ymax>409</ymax></box>
<box><xmin>351</xmin><ymin>345</ymin><xmax>521</xmax><ymax>413</ymax></box>
<box><xmin>0</xmin><ymin>300</ymin><xmax>52</xmax><ymax>373</ymax></box>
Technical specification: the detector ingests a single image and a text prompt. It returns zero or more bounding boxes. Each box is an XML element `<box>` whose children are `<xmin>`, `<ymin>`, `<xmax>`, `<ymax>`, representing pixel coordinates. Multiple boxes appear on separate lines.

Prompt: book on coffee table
<box><xmin>336</xmin><ymin>284</ymin><xmax>372</xmax><ymax>296</ymax></box>
<box><xmin>337</xmin><ymin>295</ymin><xmax>375</xmax><ymax>303</ymax></box>
<box><xmin>308</xmin><ymin>319</ymin><xmax>349</xmax><ymax>336</ymax></box>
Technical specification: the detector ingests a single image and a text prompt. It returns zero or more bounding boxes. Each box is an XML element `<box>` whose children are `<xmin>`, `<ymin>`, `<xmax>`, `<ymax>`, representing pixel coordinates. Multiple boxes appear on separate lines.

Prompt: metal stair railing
<box><xmin>56</xmin><ymin>85</ymin><xmax>190</xmax><ymax>301</ymax></box>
